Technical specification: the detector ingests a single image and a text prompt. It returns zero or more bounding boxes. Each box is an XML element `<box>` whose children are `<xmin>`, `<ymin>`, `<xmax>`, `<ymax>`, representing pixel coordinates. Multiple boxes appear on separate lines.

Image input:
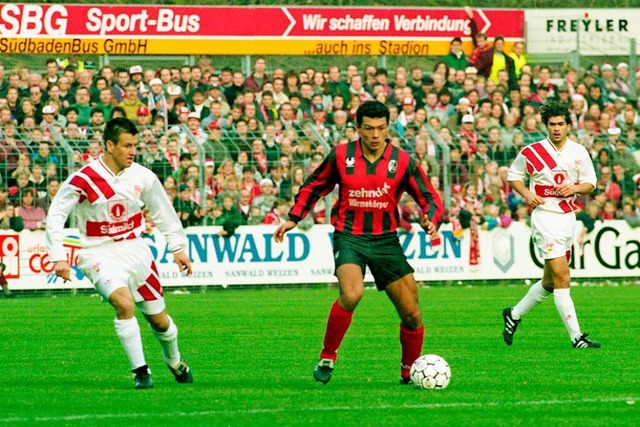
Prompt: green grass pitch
<box><xmin>1</xmin><ymin>284</ymin><xmax>639</xmax><ymax>426</ymax></box>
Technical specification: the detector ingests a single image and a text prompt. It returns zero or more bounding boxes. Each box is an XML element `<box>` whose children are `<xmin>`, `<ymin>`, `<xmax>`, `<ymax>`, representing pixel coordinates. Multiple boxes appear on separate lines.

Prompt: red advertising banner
<box><xmin>0</xmin><ymin>4</ymin><xmax>524</xmax><ymax>55</ymax></box>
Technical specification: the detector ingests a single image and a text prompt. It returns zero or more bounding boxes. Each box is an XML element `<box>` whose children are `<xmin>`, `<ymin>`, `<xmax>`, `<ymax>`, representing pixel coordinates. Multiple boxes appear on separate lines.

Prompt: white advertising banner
<box><xmin>0</xmin><ymin>221</ymin><xmax>638</xmax><ymax>291</ymax></box>
<box><xmin>525</xmin><ymin>9</ymin><xmax>640</xmax><ymax>55</ymax></box>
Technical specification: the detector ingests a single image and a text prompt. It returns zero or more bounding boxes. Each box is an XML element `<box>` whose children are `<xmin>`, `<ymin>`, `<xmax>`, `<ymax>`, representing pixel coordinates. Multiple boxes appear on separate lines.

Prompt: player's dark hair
<box><xmin>356</xmin><ymin>100</ymin><xmax>389</xmax><ymax>127</ymax></box>
<box><xmin>540</xmin><ymin>101</ymin><xmax>570</xmax><ymax>126</ymax></box>
<box><xmin>104</xmin><ymin>117</ymin><xmax>138</xmax><ymax>146</ymax></box>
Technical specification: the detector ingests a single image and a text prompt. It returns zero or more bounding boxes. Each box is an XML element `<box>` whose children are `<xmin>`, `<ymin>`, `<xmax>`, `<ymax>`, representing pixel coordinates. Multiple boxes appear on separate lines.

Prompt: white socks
<box><xmin>512</xmin><ymin>280</ymin><xmax>551</xmax><ymax>320</ymax></box>
<box><xmin>553</xmin><ymin>288</ymin><xmax>582</xmax><ymax>342</ymax></box>
<box><xmin>114</xmin><ymin>317</ymin><xmax>147</xmax><ymax>370</ymax></box>
<box><xmin>150</xmin><ymin>316</ymin><xmax>181</xmax><ymax>368</ymax></box>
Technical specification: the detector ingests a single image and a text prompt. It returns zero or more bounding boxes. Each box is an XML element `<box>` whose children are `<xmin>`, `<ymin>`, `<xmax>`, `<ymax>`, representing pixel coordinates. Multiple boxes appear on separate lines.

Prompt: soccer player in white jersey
<box><xmin>46</xmin><ymin>117</ymin><xmax>194</xmax><ymax>388</ymax></box>
<box><xmin>502</xmin><ymin>101</ymin><xmax>601</xmax><ymax>349</ymax></box>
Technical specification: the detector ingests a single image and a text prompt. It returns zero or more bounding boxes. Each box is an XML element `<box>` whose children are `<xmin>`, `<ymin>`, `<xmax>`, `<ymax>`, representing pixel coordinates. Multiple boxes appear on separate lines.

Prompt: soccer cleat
<box><xmin>399</xmin><ymin>377</ymin><xmax>413</xmax><ymax>385</ymax></box>
<box><xmin>313</xmin><ymin>358</ymin><xmax>335</xmax><ymax>385</ymax></box>
<box><xmin>168</xmin><ymin>360</ymin><xmax>193</xmax><ymax>383</ymax></box>
<box><xmin>132</xmin><ymin>365</ymin><xmax>154</xmax><ymax>389</ymax></box>
<box><xmin>573</xmin><ymin>333</ymin><xmax>601</xmax><ymax>349</ymax></box>
<box><xmin>502</xmin><ymin>307</ymin><xmax>521</xmax><ymax>346</ymax></box>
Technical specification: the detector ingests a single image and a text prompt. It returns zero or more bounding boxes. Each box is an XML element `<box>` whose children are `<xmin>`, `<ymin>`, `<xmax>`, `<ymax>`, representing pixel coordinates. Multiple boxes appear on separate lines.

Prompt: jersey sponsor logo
<box><xmin>346</xmin><ymin>156</ymin><xmax>355</xmax><ymax>168</ymax></box>
<box><xmin>347</xmin><ymin>182</ymin><xmax>391</xmax><ymax>209</ymax></box>
<box><xmin>347</xmin><ymin>182</ymin><xmax>390</xmax><ymax>198</ymax></box>
<box><xmin>108</xmin><ymin>200</ymin><xmax>128</xmax><ymax>221</ymax></box>
<box><xmin>388</xmin><ymin>159</ymin><xmax>397</xmax><ymax>173</ymax></box>
<box><xmin>552</xmin><ymin>169</ymin><xmax>568</xmax><ymax>185</ymax></box>
<box><xmin>86</xmin><ymin>212</ymin><xmax>143</xmax><ymax>237</ymax></box>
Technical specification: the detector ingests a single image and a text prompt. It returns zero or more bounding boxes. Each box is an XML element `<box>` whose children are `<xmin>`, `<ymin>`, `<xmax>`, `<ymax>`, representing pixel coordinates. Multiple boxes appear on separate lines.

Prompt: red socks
<box><xmin>319</xmin><ymin>300</ymin><xmax>354</xmax><ymax>360</ymax></box>
<box><xmin>400</xmin><ymin>323</ymin><xmax>424</xmax><ymax>379</ymax></box>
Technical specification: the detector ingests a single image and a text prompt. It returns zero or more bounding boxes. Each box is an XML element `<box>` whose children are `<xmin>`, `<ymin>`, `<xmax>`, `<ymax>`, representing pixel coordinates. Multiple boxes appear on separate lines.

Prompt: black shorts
<box><xmin>333</xmin><ymin>232</ymin><xmax>414</xmax><ymax>291</ymax></box>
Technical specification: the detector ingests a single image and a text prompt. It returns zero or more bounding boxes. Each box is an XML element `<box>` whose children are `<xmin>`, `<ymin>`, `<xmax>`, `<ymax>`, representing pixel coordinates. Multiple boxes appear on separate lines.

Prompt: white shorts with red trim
<box><xmin>530</xmin><ymin>209</ymin><xmax>576</xmax><ymax>260</ymax></box>
<box><xmin>78</xmin><ymin>238</ymin><xmax>166</xmax><ymax>315</ymax></box>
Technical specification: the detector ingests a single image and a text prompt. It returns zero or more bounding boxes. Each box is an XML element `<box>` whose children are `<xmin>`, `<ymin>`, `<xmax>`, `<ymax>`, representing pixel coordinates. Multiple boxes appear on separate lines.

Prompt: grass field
<box><xmin>1</xmin><ymin>284</ymin><xmax>639</xmax><ymax>426</ymax></box>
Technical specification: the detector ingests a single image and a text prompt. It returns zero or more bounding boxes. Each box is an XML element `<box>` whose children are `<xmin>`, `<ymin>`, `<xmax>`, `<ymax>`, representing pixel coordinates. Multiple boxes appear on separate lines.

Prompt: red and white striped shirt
<box><xmin>507</xmin><ymin>138</ymin><xmax>596</xmax><ymax>214</ymax></box>
<box><xmin>46</xmin><ymin>156</ymin><xmax>187</xmax><ymax>262</ymax></box>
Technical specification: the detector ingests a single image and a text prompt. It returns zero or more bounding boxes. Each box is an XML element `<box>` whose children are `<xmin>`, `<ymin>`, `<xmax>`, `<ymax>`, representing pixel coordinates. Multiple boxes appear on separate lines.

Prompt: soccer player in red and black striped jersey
<box><xmin>274</xmin><ymin>100</ymin><xmax>443</xmax><ymax>385</ymax></box>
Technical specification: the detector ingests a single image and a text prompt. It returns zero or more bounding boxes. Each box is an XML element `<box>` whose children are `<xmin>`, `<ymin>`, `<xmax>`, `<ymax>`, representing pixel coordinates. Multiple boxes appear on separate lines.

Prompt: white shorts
<box><xmin>78</xmin><ymin>238</ymin><xmax>166</xmax><ymax>315</ymax></box>
<box><xmin>530</xmin><ymin>209</ymin><xmax>576</xmax><ymax>260</ymax></box>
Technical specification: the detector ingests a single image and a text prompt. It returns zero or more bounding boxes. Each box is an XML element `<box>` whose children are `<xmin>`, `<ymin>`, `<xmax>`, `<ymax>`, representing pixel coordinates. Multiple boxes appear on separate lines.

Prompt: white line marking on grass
<box><xmin>1</xmin><ymin>396</ymin><xmax>637</xmax><ymax>423</ymax></box>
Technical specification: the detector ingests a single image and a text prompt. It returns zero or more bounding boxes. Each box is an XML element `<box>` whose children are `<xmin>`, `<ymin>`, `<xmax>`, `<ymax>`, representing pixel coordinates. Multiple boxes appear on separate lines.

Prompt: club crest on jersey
<box><xmin>346</xmin><ymin>157</ymin><xmax>355</xmax><ymax>168</ymax></box>
<box><xmin>108</xmin><ymin>200</ymin><xmax>128</xmax><ymax>221</ymax></box>
<box><xmin>388</xmin><ymin>160</ymin><xmax>397</xmax><ymax>173</ymax></box>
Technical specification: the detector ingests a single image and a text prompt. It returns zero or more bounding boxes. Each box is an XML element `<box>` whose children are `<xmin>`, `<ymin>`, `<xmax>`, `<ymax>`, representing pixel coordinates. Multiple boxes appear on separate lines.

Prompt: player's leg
<box><xmin>314</xmin><ymin>233</ymin><xmax>367</xmax><ymax>384</ymax></box>
<box><xmin>143</xmin><ymin>309</ymin><xmax>193</xmax><ymax>383</ymax></box>
<box><xmin>314</xmin><ymin>264</ymin><xmax>364</xmax><ymax>384</ymax></box>
<box><xmin>385</xmin><ymin>273</ymin><xmax>423</xmax><ymax>384</ymax></box>
<box><xmin>108</xmin><ymin>287</ymin><xmax>153</xmax><ymax>389</ymax></box>
<box><xmin>134</xmin><ymin>242</ymin><xmax>193</xmax><ymax>383</ymax></box>
<box><xmin>503</xmin><ymin>210</ymin><xmax>554</xmax><ymax>345</ymax></box>
<box><xmin>547</xmin><ymin>256</ymin><xmax>600</xmax><ymax>348</ymax></box>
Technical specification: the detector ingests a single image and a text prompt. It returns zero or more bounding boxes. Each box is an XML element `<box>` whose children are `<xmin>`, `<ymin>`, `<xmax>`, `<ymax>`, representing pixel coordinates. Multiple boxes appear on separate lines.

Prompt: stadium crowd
<box><xmin>1</xmin><ymin>20</ymin><xmax>640</xmax><ymax>237</ymax></box>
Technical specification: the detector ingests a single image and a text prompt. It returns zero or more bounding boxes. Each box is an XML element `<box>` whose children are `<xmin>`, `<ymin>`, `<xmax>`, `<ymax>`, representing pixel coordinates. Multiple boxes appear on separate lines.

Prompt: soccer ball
<box><xmin>410</xmin><ymin>354</ymin><xmax>451</xmax><ymax>390</ymax></box>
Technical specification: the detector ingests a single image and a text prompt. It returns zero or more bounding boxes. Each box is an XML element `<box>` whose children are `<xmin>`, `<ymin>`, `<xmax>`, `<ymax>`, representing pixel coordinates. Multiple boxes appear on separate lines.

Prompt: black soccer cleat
<box><xmin>132</xmin><ymin>365</ymin><xmax>154</xmax><ymax>389</ymax></box>
<box><xmin>168</xmin><ymin>360</ymin><xmax>193</xmax><ymax>383</ymax></box>
<box><xmin>502</xmin><ymin>307</ymin><xmax>521</xmax><ymax>346</ymax></box>
<box><xmin>399</xmin><ymin>377</ymin><xmax>413</xmax><ymax>385</ymax></box>
<box><xmin>313</xmin><ymin>358</ymin><xmax>335</xmax><ymax>385</ymax></box>
<box><xmin>573</xmin><ymin>333</ymin><xmax>601</xmax><ymax>349</ymax></box>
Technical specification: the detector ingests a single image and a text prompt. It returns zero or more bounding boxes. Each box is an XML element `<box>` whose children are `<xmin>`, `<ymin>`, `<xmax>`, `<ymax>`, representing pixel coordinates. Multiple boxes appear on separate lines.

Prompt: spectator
<box><xmin>18</xmin><ymin>189</ymin><xmax>46</xmax><ymax>230</ymax></box>
<box><xmin>262</xmin><ymin>198</ymin><xmax>289</xmax><ymax>225</ymax></box>
<box><xmin>173</xmin><ymin>184</ymin><xmax>203</xmax><ymax>227</ymax></box>
<box><xmin>465</xmin><ymin>7</ymin><xmax>493</xmax><ymax>79</ymax></box>
<box><xmin>442</xmin><ymin>37</ymin><xmax>468</xmax><ymax>71</ymax></box>
<box><xmin>251</xmin><ymin>178</ymin><xmax>276</xmax><ymax>216</ymax></box>
<box><xmin>0</xmin><ymin>203</ymin><xmax>24</xmax><ymax>232</ymax></box>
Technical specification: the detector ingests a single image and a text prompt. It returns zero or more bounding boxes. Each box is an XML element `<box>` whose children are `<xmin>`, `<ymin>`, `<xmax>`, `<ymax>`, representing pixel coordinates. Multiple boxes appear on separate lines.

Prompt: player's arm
<box><xmin>45</xmin><ymin>180</ymin><xmax>81</xmax><ymax>282</ymax></box>
<box><xmin>556</xmin><ymin>150</ymin><xmax>597</xmax><ymax>197</ymax></box>
<box><xmin>275</xmin><ymin>149</ymin><xmax>339</xmax><ymax>243</ymax></box>
<box><xmin>507</xmin><ymin>152</ymin><xmax>546</xmax><ymax>208</ymax></box>
<box><xmin>141</xmin><ymin>173</ymin><xmax>192</xmax><ymax>276</ymax></box>
<box><xmin>404</xmin><ymin>159</ymin><xmax>443</xmax><ymax>241</ymax></box>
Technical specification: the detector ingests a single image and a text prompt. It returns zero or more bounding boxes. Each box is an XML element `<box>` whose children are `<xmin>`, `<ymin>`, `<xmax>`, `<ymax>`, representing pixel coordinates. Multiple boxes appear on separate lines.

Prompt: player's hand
<box><xmin>54</xmin><ymin>261</ymin><xmax>71</xmax><ymax>283</ymax></box>
<box><xmin>464</xmin><ymin>6</ymin><xmax>474</xmax><ymax>17</ymax></box>
<box><xmin>274</xmin><ymin>220</ymin><xmax>297</xmax><ymax>243</ymax></box>
<box><xmin>554</xmin><ymin>182</ymin><xmax>575</xmax><ymax>197</ymax></box>
<box><xmin>173</xmin><ymin>252</ymin><xmax>193</xmax><ymax>276</ymax></box>
<box><xmin>524</xmin><ymin>191</ymin><xmax>545</xmax><ymax>208</ymax></box>
<box><xmin>420</xmin><ymin>216</ymin><xmax>438</xmax><ymax>240</ymax></box>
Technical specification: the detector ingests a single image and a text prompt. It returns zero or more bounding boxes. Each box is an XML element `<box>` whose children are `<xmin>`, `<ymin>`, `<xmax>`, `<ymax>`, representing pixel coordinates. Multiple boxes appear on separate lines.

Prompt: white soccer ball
<box><xmin>410</xmin><ymin>354</ymin><xmax>451</xmax><ymax>390</ymax></box>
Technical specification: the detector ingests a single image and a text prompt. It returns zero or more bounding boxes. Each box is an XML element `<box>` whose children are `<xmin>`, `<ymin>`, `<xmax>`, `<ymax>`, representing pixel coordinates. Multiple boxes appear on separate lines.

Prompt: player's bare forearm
<box><xmin>509</xmin><ymin>180</ymin><xmax>545</xmax><ymax>207</ymax></box>
<box><xmin>573</xmin><ymin>182</ymin><xmax>595</xmax><ymax>195</ymax></box>
<box><xmin>274</xmin><ymin>220</ymin><xmax>297</xmax><ymax>243</ymax></box>
<box><xmin>555</xmin><ymin>182</ymin><xmax>594</xmax><ymax>197</ymax></box>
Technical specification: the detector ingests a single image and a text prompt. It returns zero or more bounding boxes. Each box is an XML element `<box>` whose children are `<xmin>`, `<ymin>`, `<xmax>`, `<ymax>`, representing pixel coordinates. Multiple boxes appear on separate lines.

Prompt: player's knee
<box><xmin>339</xmin><ymin>291</ymin><xmax>362</xmax><ymax>311</ymax></box>
<box><xmin>113</xmin><ymin>300</ymin><xmax>135</xmax><ymax>319</ymax></box>
<box><xmin>401</xmin><ymin>307</ymin><xmax>422</xmax><ymax>330</ymax></box>
<box><xmin>553</xmin><ymin>270</ymin><xmax>571</xmax><ymax>287</ymax></box>
<box><xmin>146</xmin><ymin>312</ymin><xmax>170</xmax><ymax>332</ymax></box>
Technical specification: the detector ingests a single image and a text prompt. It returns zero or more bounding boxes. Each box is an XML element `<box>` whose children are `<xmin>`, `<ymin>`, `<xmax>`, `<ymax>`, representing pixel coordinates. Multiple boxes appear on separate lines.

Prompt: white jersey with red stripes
<box><xmin>46</xmin><ymin>156</ymin><xmax>187</xmax><ymax>262</ymax></box>
<box><xmin>507</xmin><ymin>138</ymin><xmax>597</xmax><ymax>214</ymax></box>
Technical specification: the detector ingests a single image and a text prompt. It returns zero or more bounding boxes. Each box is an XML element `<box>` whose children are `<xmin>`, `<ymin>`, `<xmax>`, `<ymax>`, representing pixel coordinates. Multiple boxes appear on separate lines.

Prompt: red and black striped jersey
<box><xmin>289</xmin><ymin>140</ymin><xmax>443</xmax><ymax>236</ymax></box>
